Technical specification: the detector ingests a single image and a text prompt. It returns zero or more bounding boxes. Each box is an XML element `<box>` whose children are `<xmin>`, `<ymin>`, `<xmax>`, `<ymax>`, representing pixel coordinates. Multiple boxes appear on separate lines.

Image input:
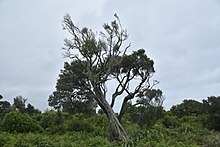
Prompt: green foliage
<box><xmin>66</xmin><ymin>114</ymin><xmax>94</xmax><ymax>133</ymax></box>
<box><xmin>2</xmin><ymin>111</ymin><xmax>42</xmax><ymax>133</ymax></box>
<box><xmin>203</xmin><ymin>96</ymin><xmax>220</xmax><ymax>131</ymax></box>
<box><xmin>39</xmin><ymin>110</ymin><xmax>67</xmax><ymax>134</ymax></box>
<box><xmin>128</xmin><ymin>104</ymin><xmax>165</xmax><ymax>128</ymax></box>
<box><xmin>48</xmin><ymin>60</ymin><xmax>97</xmax><ymax>115</ymax></box>
<box><xmin>137</xmin><ymin>89</ymin><xmax>165</xmax><ymax>107</ymax></box>
<box><xmin>162</xmin><ymin>115</ymin><xmax>180</xmax><ymax>128</ymax></box>
<box><xmin>0</xmin><ymin>132</ymin><xmax>119</xmax><ymax>147</ymax></box>
<box><xmin>134</xmin><ymin>119</ymin><xmax>214</xmax><ymax>146</ymax></box>
<box><xmin>0</xmin><ymin>110</ymin><xmax>219</xmax><ymax>146</ymax></box>
<box><xmin>38</xmin><ymin>111</ymin><xmax>107</xmax><ymax>135</ymax></box>
<box><xmin>10</xmin><ymin>96</ymin><xmax>41</xmax><ymax>115</ymax></box>
<box><xmin>0</xmin><ymin>96</ymin><xmax>11</xmax><ymax>117</ymax></box>
<box><xmin>25</xmin><ymin>103</ymin><xmax>41</xmax><ymax>115</ymax></box>
<box><xmin>171</xmin><ymin>96</ymin><xmax>220</xmax><ymax>131</ymax></box>
<box><xmin>180</xmin><ymin>115</ymin><xmax>209</xmax><ymax>128</ymax></box>
<box><xmin>86</xmin><ymin>114</ymin><xmax>108</xmax><ymax>136</ymax></box>
<box><xmin>12</xmin><ymin>96</ymin><xmax>27</xmax><ymax>112</ymax></box>
<box><xmin>170</xmin><ymin>99</ymin><xmax>204</xmax><ymax>117</ymax></box>
<box><xmin>87</xmin><ymin>136</ymin><xmax>111</xmax><ymax>147</ymax></box>
<box><xmin>0</xmin><ymin>101</ymin><xmax>11</xmax><ymax>117</ymax></box>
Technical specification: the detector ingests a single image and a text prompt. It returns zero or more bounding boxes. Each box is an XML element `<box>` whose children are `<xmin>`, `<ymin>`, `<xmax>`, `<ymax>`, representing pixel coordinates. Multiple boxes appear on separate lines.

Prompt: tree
<box><xmin>0</xmin><ymin>95</ymin><xmax>11</xmax><ymax>117</ymax></box>
<box><xmin>170</xmin><ymin>99</ymin><xmax>204</xmax><ymax>117</ymax></box>
<box><xmin>48</xmin><ymin>61</ymin><xmax>97</xmax><ymax>115</ymax></box>
<box><xmin>12</xmin><ymin>96</ymin><xmax>41</xmax><ymax>115</ymax></box>
<box><xmin>128</xmin><ymin>104</ymin><xmax>165</xmax><ymax>128</ymax></box>
<box><xmin>50</xmin><ymin>14</ymin><xmax>161</xmax><ymax>142</ymax></box>
<box><xmin>12</xmin><ymin>95</ymin><xmax>27</xmax><ymax>112</ymax></box>
<box><xmin>203</xmin><ymin>96</ymin><xmax>220</xmax><ymax>130</ymax></box>
<box><xmin>25</xmin><ymin>103</ymin><xmax>41</xmax><ymax>115</ymax></box>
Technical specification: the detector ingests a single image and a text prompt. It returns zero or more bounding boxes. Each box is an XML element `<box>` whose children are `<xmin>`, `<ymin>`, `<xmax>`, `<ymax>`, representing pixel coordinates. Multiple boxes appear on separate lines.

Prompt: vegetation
<box><xmin>1</xmin><ymin>95</ymin><xmax>220</xmax><ymax>146</ymax></box>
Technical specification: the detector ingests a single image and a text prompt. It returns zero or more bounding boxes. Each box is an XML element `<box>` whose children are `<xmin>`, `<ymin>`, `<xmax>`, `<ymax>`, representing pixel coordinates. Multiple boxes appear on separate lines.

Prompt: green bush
<box><xmin>87</xmin><ymin>114</ymin><xmax>108</xmax><ymax>136</ymax></box>
<box><xmin>0</xmin><ymin>110</ymin><xmax>218</xmax><ymax>146</ymax></box>
<box><xmin>128</xmin><ymin>105</ymin><xmax>165</xmax><ymax>128</ymax></box>
<box><xmin>2</xmin><ymin>111</ymin><xmax>42</xmax><ymax>133</ymax></box>
<box><xmin>66</xmin><ymin>115</ymin><xmax>94</xmax><ymax>133</ymax></box>
<box><xmin>39</xmin><ymin>111</ymin><xmax>68</xmax><ymax>134</ymax></box>
<box><xmin>162</xmin><ymin>115</ymin><xmax>180</xmax><ymax>128</ymax></box>
<box><xmin>87</xmin><ymin>136</ymin><xmax>111</xmax><ymax>147</ymax></box>
<box><xmin>40</xmin><ymin>111</ymin><xmax>58</xmax><ymax>129</ymax></box>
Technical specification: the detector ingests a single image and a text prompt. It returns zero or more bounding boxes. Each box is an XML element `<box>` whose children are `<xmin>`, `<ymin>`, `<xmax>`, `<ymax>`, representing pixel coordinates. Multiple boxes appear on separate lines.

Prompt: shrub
<box><xmin>162</xmin><ymin>115</ymin><xmax>180</xmax><ymax>128</ymax></box>
<box><xmin>87</xmin><ymin>114</ymin><xmax>108</xmax><ymax>136</ymax></box>
<box><xmin>2</xmin><ymin>111</ymin><xmax>42</xmax><ymax>133</ymax></box>
<box><xmin>180</xmin><ymin>115</ymin><xmax>208</xmax><ymax>129</ymax></box>
<box><xmin>87</xmin><ymin>136</ymin><xmax>111</xmax><ymax>147</ymax></box>
<box><xmin>129</xmin><ymin>105</ymin><xmax>165</xmax><ymax>128</ymax></box>
<box><xmin>40</xmin><ymin>110</ymin><xmax>67</xmax><ymax>134</ymax></box>
<box><xmin>66</xmin><ymin>115</ymin><xmax>94</xmax><ymax>133</ymax></box>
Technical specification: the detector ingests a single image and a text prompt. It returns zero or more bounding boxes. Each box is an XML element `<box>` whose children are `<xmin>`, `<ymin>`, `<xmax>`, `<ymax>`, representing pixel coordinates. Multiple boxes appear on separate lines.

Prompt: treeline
<box><xmin>0</xmin><ymin>95</ymin><xmax>40</xmax><ymax>117</ymax></box>
<box><xmin>169</xmin><ymin>96</ymin><xmax>220</xmax><ymax>131</ymax></box>
<box><xmin>0</xmin><ymin>95</ymin><xmax>220</xmax><ymax>146</ymax></box>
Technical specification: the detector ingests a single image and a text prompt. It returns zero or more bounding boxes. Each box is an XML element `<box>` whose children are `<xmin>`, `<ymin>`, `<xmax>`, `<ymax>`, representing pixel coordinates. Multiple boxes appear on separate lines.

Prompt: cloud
<box><xmin>0</xmin><ymin>0</ymin><xmax>106</xmax><ymax>110</ymax></box>
<box><xmin>0</xmin><ymin>0</ymin><xmax>220</xmax><ymax>111</ymax></box>
<box><xmin>101</xmin><ymin>0</ymin><xmax>220</xmax><ymax>108</ymax></box>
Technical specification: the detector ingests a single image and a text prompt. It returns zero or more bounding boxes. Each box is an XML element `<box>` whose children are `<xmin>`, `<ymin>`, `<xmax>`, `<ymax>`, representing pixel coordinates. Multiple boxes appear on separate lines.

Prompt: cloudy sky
<box><xmin>0</xmin><ymin>0</ymin><xmax>220</xmax><ymax>111</ymax></box>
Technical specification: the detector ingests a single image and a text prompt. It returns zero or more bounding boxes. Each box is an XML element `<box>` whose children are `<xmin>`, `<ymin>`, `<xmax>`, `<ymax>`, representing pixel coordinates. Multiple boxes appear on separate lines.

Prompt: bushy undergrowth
<box><xmin>2</xmin><ymin>111</ymin><xmax>43</xmax><ymax>133</ymax></box>
<box><xmin>0</xmin><ymin>110</ymin><xmax>219</xmax><ymax>146</ymax></box>
<box><xmin>0</xmin><ymin>132</ymin><xmax>116</xmax><ymax>147</ymax></box>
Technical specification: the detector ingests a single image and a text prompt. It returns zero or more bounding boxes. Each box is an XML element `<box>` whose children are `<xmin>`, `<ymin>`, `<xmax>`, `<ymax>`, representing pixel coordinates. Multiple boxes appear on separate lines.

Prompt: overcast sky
<box><xmin>1</xmin><ymin>0</ymin><xmax>220</xmax><ymax>111</ymax></box>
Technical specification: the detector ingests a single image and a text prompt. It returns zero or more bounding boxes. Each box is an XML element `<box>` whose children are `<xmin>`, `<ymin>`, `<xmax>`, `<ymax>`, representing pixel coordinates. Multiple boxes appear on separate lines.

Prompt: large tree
<box><xmin>50</xmin><ymin>14</ymin><xmax>162</xmax><ymax>142</ymax></box>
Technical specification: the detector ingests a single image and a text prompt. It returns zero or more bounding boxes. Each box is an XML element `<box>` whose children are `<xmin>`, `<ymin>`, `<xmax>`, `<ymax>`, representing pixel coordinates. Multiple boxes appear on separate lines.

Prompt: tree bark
<box><xmin>94</xmin><ymin>88</ymin><xmax>130</xmax><ymax>142</ymax></box>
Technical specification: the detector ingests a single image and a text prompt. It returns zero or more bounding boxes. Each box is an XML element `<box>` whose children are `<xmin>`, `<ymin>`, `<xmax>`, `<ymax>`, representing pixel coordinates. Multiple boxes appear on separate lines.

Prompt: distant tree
<box><xmin>0</xmin><ymin>95</ymin><xmax>11</xmax><ymax>117</ymax></box>
<box><xmin>25</xmin><ymin>103</ymin><xmax>41</xmax><ymax>115</ymax></box>
<box><xmin>203</xmin><ymin>96</ymin><xmax>220</xmax><ymax>130</ymax></box>
<box><xmin>0</xmin><ymin>101</ymin><xmax>11</xmax><ymax>116</ymax></box>
<box><xmin>12</xmin><ymin>96</ymin><xmax>27</xmax><ymax>112</ymax></box>
<box><xmin>128</xmin><ymin>104</ymin><xmax>165</xmax><ymax>128</ymax></box>
<box><xmin>170</xmin><ymin>99</ymin><xmax>204</xmax><ymax>117</ymax></box>
<box><xmin>49</xmin><ymin>14</ymin><xmax>162</xmax><ymax>142</ymax></box>
<box><xmin>12</xmin><ymin>96</ymin><xmax>41</xmax><ymax>115</ymax></box>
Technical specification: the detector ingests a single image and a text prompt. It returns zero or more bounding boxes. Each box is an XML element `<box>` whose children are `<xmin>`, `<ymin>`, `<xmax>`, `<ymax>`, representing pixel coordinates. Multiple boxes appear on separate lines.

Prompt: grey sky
<box><xmin>0</xmin><ymin>0</ymin><xmax>220</xmax><ymax>111</ymax></box>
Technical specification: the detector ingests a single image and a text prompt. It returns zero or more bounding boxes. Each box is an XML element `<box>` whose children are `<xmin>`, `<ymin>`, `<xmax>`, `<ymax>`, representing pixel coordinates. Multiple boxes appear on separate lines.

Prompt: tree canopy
<box><xmin>48</xmin><ymin>60</ymin><xmax>97</xmax><ymax>115</ymax></box>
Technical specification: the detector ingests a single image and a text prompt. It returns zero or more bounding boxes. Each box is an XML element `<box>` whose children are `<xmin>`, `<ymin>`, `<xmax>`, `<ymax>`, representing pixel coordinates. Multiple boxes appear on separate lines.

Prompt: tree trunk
<box><xmin>95</xmin><ymin>93</ymin><xmax>130</xmax><ymax>142</ymax></box>
<box><xmin>93</xmin><ymin>86</ymin><xmax>133</xmax><ymax>145</ymax></box>
<box><xmin>107</xmin><ymin>106</ymin><xmax>128</xmax><ymax>141</ymax></box>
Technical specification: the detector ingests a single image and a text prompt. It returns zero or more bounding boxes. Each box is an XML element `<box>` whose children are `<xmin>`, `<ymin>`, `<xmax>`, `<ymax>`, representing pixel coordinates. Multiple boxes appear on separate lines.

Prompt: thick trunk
<box><xmin>93</xmin><ymin>85</ymin><xmax>132</xmax><ymax>144</ymax></box>
<box><xmin>107</xmin><ymin>106</ymin><xmax>128</xmax><ymax>141</ymax></box>
<box><xmin>95</xmin><ymin>93</ymin><xmax>130</xmax><ymax>142</ymax></box>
